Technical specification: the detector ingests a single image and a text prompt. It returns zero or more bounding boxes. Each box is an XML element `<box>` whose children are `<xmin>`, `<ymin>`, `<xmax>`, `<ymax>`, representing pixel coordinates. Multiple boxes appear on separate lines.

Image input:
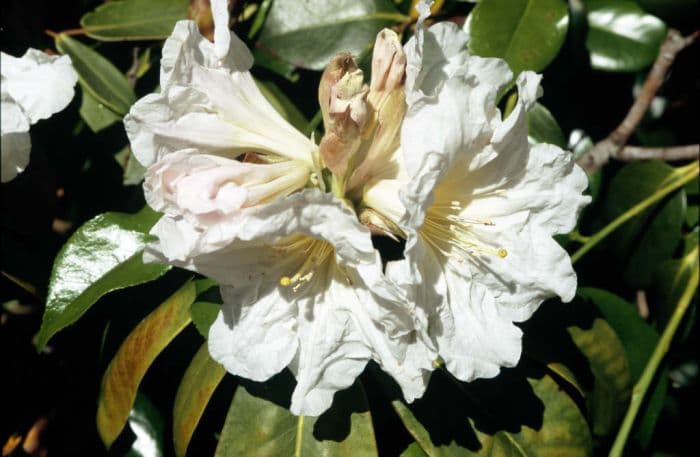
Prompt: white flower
<box><xmin>126</xmin><ymin>0</ymin><xmax>432</xmax><ymax>415</ymax></box>
<box><xmin>362</xmin><ymin>3</ymin><xmax>591</xmax><ymax>382</ymax></box>
<box><xmin>1</xmin><ymin>49</ymin><xmax>77</xmax><ymax>182</ymax></box>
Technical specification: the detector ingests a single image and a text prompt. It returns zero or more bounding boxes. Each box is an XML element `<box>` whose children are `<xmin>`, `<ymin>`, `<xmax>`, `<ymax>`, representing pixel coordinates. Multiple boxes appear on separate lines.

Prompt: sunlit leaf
<box><xmin>173</xmin><ymin>343</ymin><xmax>226</xmax><ymax>457</ymax></box>
<box><xmin>190</xmin><ymin>301</ymin><xmax>220</xmax><ymax>338</ymax></box>
<box><xmin>215</xmin><ymin>381</ymin><xmax>378</xmax><ymax>456</ymax></box>
<box><xmin>37</xmin><ymin>207</ymin><xmax>169</xmax><ymax>350</ymax></box>
<box><xmin>97</xmin><ymin>281</ymin><xmax>197</xmax><ymax>448</ymax></box>
<box><xmin>258</xmin><ymin>0</ymin><xmax>403</xmax><ymax>70</ymax></box>
<box><xmin>468</xmin><ymin>0</ymin><xmax>569</xmax><ymax>75</ymax></box>
<box><xmin>585</xmin><ymin>0</ymin><xmax>667</xmax><ymax>72</ymax></box>
<box><xmin>127</xmin><ymin>393</ymin><xmax>165</xmax><ymax>457</ymax></box>
<box><xmin>568</xmin><ymin>315</ymin><xmax>632</xmax><ymax>436</ymax></box>
<box><xmin>81</xmin><ymin>0</ymin><xmax>189</xmax><ymax>41</ymax></box>
<box><xmin>400</xmin><ymin>442</ymin><xmax>430</xmax><ymax>457</ymax></box>
<box><xmin>393</xmin><ymin>371</ymin><xmax>592</xmax><ymax>456</ymax></box>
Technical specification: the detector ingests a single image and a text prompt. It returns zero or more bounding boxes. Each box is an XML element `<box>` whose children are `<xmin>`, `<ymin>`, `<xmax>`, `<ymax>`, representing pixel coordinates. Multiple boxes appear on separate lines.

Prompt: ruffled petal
<box><xmin>125</xmin><ymin>20</ymin><xmax>315</xmax><ymax>168</ymax></box>
<box><xmin>1</xmin><ymin>50</ymin><xmax>77</xmax><ymax>124</ymax></box>
<box><xmin>1</xmin><ymin>99</ymin><xmax>31</xmax><ymax>182</ymax></box>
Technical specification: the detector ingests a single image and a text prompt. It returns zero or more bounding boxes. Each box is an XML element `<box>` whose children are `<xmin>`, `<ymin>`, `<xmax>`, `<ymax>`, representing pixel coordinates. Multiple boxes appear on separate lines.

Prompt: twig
<box><xmin>126</xmin><ymin>47</ymin><xmax>141</xmax><ymax>89</ymax></box>
<box><xmin>614</xmin><ymin>144</ymin><xmax>699</xmax><ymax>162</ymax></box>
<box><xmin>577</xmin><ymin>29</ymin><xmax>699</xmax><ymax>175</ymax></box>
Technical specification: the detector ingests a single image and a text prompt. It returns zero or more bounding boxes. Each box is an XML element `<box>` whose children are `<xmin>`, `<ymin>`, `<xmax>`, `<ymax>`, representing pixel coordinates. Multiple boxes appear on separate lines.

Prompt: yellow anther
<box><xmin>497</xmin><ymin>248</ymin><xmax>508</xmax><ymax>258</ymax></box>
<box><xmin>280</xmin><ymin>276</ymin><xmax>292</xmax><ymax>287</ymax></box>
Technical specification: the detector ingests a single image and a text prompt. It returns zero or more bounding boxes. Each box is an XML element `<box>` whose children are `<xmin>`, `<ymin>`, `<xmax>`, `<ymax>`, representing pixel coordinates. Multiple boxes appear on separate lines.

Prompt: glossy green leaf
<box><xmin>568</xmin><ymin>315</ymin><xmax>632</xmax><ymax>436</ymax></box>
<box><xmin>602</xmin><ymin>161</ymin><xmax>686</xmax><ymax>289</ymax></box>
<box><xmin>401</xmin><ymin>442</ymin><xmax>430</xmax><ymax>457</ymax></box>
<box><xmin>127</xmin><ymin>393</ymin><xmax>165</xmax><ymax>457</ymax></box>
<box><xmin>55</xmin><ymin>34</ymin><xmax>136</xmax><ymax>114</ymax></box>
<box><xmin>256</xmin><ymin>79</ymin><xmax>309</xmax><ymax>133</ymax></box>
<box><xmin>80</xmin><ymin>90</ymin><xmax>121</xmax><ymax>133</ymax></box>
<box><xmin>585</xmin><ymin>0</ymin><xmax>667</xmax><ymax>72</ymax></box>
<box><xmin>527</xmin><ymin>102</ymin><xmax>567</xmax><ymax>148</ymax></box>
<box><xmin>173</xmin><ymin>343</ymin><xmax>226</xmax><ymax>457</ymax></box>
<box><xmin>394</xmin><ymin>373</ymin><xmax>592</xmax><ymax>456</ymax></box>
<box><xmin>190</xmin><ymin>301</ymin><xmax>220</xmax><ymax>338</ymax></box>
<box><xmin>258</xmin><ymin>0</ymin><xmax>404</xmax><ymax>70</ymax></box>
<box><xmin>97</xmin><ymin>281</ymin><xmax>197</xmax><ymax>448</ymax></box>
<box><xmin>81</xmin><ymin>0</ymin><xmax>189</xmax><ymax>41</ymax></box>
<box><xmin>468</xmin><ymin>0</ymin><xmax>569</xmax><ymax>75</ymax></box>
<box><xmin>215</xmin><ymin>382</ymin><xmax>378</xmax><ymax>456</ymax></box>
<box><xmin>577</xmin><ymin>288</ymin><xmax>668</xmax><ymax>447</ymax></box>
<box><xmin>652</xmin><ymin>243</ymin><xmax>699</xmax><ymax>331</ymax></box>
<box><xmin>37</xmin><ymin>207</ymin><xmax>169</xmax><ymax>350</ymax></box>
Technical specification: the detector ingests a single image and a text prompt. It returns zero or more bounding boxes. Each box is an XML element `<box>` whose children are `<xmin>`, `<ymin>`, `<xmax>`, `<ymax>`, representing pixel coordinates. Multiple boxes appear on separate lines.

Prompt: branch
<box><xmin>614</xmin><ymin>144</ymin><xmax>699</xmax><ymax>162</ymax></box>
<box><xmin>577</xmin><ymin>29</ymin><xmax>699</xmax><ymax>175</ymax></box>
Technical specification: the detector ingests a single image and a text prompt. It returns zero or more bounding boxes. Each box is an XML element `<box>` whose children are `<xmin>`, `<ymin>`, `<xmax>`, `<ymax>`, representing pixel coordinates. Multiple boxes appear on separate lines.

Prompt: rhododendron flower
<box><xmin>362</xmin><ymin>1</ymin><xmax>591</xmax><ymax>382</ymax></box>
<box><xmin>1</xmin><ymin>49</ymin><xmax>77</xmax><ymax>182</ymax></box>
<box><xmin>125</xmin><ymin>0</ymin><xmax>432</xmax><ymax>416</ymax></box>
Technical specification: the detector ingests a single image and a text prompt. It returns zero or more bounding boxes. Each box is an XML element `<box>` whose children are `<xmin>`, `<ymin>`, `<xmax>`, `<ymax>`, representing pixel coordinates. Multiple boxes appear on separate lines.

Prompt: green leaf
<box><xmin>80</xmin><ymin>90</ymin><xmax>122</xmax><ymax>133</ymax></box>
<box><xmin>468</xmin><ymin>0</ymin><xmax>569</xmax><ymax>76</ymax></box>
<box><xmin>568</xmin><ymin>314</ymin><xmax>632</xmax><ymax>436</ymax></box>
<box><xmin>527</xmin><ymin>102</ymin><xmax>567</xmax><ymax>148</ymax></box>
<box><xmin>258</xmin><ymin>0</ymin><xmax>404</xmax><ymax>70</ymax></box>
<box><xmin>577</xmin><ymin>288</ymin><xmax>668</xmax><ymax>448</ymax></box>
<box><xmin>652</xmin><ymin>244</ymin><xmax>699</xmax><ymax>331</ymax></box>
<box><xmin>97</xmin><ymin>281</ymin><xmax>197</xmax><ymax>448</ymax></box>
<box><xmin>55</xmin><ymin>34</ymin><xmax>136</xmax><ymax>114</ymax></box>
<box><xmin>190</xmin><ymin>301</ymin><xmax>220</xmax><ymax>338</ymax></box>
<box><xmin>400</xmin><ymin>442</ymin><xmax>430</xmax><ymax>457</ymax></box>
<box><xmin>127</xmin><ymin>393</ymin><xmax>165</xmax><ymax>457</ymax></box>
<box><xmin>81</xmin><ymin>0</ymin><xmax>189</xmax><ymax>41</ymax></box>
<box><xmin>256</xmin><ymin>79</ymin><xmax>309</xmax><ymax>133</ymax></box>
<box><xmin>215</xmin><ymin>381</ymin><xmax>378</xmax><ymax>456</ymax></box>
<box><xmin>585</xmin><ymin>0</ymin><xmax>667</xmax><ymax>72</ymax></box>
<box><xmin>114</xmin><ymin>146</ymin><xmax>147</xmax><ymax>186</ymax></box>
<box><xmin>602</xmin><ymin>161</ymin><xmax>686</xmax><ymax>289</ymax></box>
<box><xmin>173</xmin><ymin>343</ymin><xmax>226</xmax><ymax>457</ymax></box>
<box><xmin>37</xmin><ymin>207</ymin><xmax>169</xmax><ymax>350</ymax></box>
<box><xmin>393</xmin><ymin>372</ymin><xmax>592</xmax><ymax>456</ymax></box>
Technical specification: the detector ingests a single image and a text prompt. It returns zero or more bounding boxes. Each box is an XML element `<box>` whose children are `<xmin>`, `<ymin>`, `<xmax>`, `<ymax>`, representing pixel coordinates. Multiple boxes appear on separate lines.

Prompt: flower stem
<box><xmin>609</xmin><ymin>247</ymin><xmax>699</xmax><ymax>457</ymax></box>
<box><xmin>571</xmin><ymin>162</ymin><xmax>699</xmax><ymax>264</ymax></box>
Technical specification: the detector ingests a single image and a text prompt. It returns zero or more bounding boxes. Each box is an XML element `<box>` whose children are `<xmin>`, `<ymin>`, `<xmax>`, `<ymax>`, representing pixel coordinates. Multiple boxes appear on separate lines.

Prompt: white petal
<box><xmin>1</xmin><ymin>50</ymin><xmax>77</xmax><ymax>124</ymax></box>
<box><xmin>211</xmin><ymin>0</ymin><xmax>232</xmax><ymax>60</ymax></box>
<box><xmin>1</xmin><ymin>99</ymin><xmax>31</xmax><ymax>182</ymax></box>
<box><xmin>125</xmin><ymin>21</ymin><xmax>314</xmax><ymax>167</ymax></box>
<box><xmin>209</xmin><ymin>285</ymin><xmax>298</xmax><ymax>381</ymax></box>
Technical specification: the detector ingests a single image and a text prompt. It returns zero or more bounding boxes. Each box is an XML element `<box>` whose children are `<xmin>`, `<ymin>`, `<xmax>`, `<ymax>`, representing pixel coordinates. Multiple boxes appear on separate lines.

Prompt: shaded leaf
<box><xmin>577</xmin><ymin>288</ymin><xmax>668</xmax><ymax>447</ymax></box>
<box><xmin>80</xmin><ymin>90</ymin><xmax>121</xmax><ymax>133</ymax></box>
<box><xmin>173</xmin><ymin>343</ymin><xmax>226</xmax><ymax>457</ymax></box>
<box><xmin>55</xmin><ymin>34</ymin><xmax>136</xmax><ymax>114</ymax></box>
<box><xmin>37</xmin><ymin>207</ymin><xmax>169</xmax><ymax>350</ymax></box>
<box><xmin>190</xmin><ymin>301</ymin><xmax>220</xmax><ymax>338</ymax></box>
<box><xmin>114</xmin><ymin>146</ymin><xmax>148</xmax><ymax>186</ymax></box>
<box><xmin>393</xmin><ymin>371</ymin><xmax>592</xmax><ymax>456</ymax></box>
<box><xmin>81</xmin><ymin>0</ymin><xmax>189</xmax><ymax>41</ymax></box>
<box><xmin>568</xmin><ymin>315</ymin><xmax>632</xmax><ymax>436</ymax></box>
<box><xmin>585</xmin><ymin>0</ymin><xmax>667</xmax><ymax>72</ymax></box>
<box><xmin>401</xmin><ymin>442</ymin><xmax>430</xmax><ymax>457</ymax></box>
<box><xmin>527</xmin><ymin>102</ymin><xmax>567</xmax><ymax>148</ymax></box>
<box><xmin>215</xmin><ymin>381</ymin><xmax>377</xmax><ymax>456</ymax></box>
<box><xmin>97</xmin><ymin>281</ymin><xmax>197</xmax><ymax>448</ymax></box>
<box><xmin>256</xmin><ymin>79</ymin><xmax>309</xmax><ymax>133</ymax></box>
<box><xmin>602</xmin><ymin>161</ymin><xmax>686</xmax><ymax>289</ymax></box>
<box><xmin>468</xmin><ymin>0</ymin><xmax>569</xmax><ymax>76</ymax></box>
<box><xmin>258</xmin><ymin>0</ymin><xmax>403</xmax><ymax>70</ymax></box>
<box><xmin>127</xmin><ymin>393</ymin><xmax>165</xmax><ymax>457</ymax></box>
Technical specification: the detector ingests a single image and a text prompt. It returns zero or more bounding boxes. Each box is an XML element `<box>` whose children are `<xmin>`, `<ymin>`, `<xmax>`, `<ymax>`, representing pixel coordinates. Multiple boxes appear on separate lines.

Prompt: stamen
<box><xmin>277</xmin><ymin>239</ymin><xmax>333</xmax><ymax>289</ymax></box>
<box><xmin>423</xmin><ymin>211</ymin><xmax>507</xmax><ymax>260</ymax></box>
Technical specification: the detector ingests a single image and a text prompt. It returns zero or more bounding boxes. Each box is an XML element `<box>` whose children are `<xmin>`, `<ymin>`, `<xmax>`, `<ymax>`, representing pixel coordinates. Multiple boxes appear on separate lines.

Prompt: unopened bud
<box><xmin>370</xmin><ymin>29</ymin><xmax>406</xmax><ymax>98</ymax></box>
<box><xmin>359</xmin><ymin>207</ymin><xmax>404</xmax><ymax>240</ymax></box>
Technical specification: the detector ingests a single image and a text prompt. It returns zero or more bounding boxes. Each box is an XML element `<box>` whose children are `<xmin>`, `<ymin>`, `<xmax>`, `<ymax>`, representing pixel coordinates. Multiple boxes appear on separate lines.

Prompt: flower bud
<box><xmin>369</xmin><ymin>29</ymin><xmax>406</xmax><ymax>104</ymax></box>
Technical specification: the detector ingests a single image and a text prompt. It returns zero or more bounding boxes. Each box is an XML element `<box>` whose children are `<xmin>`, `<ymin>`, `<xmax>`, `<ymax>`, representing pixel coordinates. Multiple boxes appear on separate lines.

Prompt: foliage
<box><xmin>1</xmin><ymin>0</ymin><xmax>698</xmax><ymax>456</ymax></box>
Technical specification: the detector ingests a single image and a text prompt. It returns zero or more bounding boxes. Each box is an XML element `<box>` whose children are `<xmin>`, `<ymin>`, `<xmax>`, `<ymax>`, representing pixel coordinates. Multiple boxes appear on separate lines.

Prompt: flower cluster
<box><xmin>1</xmin><ymin>49</ymin><xmax>77</xmax><ymax>182</ymax></box>
<box><xmin>125</xmin><ymin>0</ymin><xmax>590</xmax><ymax>416</ymax></box>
